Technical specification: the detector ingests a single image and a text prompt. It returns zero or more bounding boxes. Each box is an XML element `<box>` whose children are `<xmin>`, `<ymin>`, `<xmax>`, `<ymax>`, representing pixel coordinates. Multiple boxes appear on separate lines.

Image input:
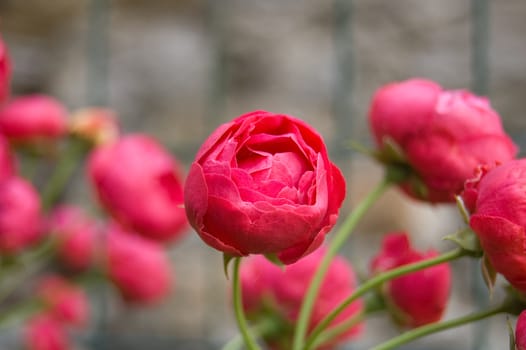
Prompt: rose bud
<box><xmin>69</xmin><ymin>107</ymin><xmax>119</xmax><ymax>145</ymax></box>
<box><xmin>105</xmin><ymin>224</ymin><xmax>172</xmax><ymax>304</ymax></box>
<box><xmin>24</xmin><ymin>315</ymin><xmax>69</xmax><ymax>350</ymax></box>
<box><xmin>369</xmin><ymin>78</ymin><xmax>517</xmax><ymax>203</ymax></box>
<box><xmin>0</xmin><ymin>36</ymin><xmax>11</xmax><ymax>105</ymax></box>
<box><xmin>0</xmin><ymin>176</ymin><xmax>43</xmax><ymax>253</ymax></box>
<box><xmin>185</xmin><ymin>110</ymin><xmax>345</xmax><ymax>264</ymax></box>
<box><xmin>370</xmin><ymin>232</ymin><xmax>451</xmax><ymax>327</ymax></box>
<box><xmin>240</xmin><ymin>248</ymin><xmax>363</xmax><ymax>350</ymax></box>
<box><xmin>88</xmin><ymin>134</ymin><xmax>188</xmax><ymax>243</ymax></box>
<box><xmin>36</xmin><ymin>275</ymin><xmax>89</xmax><ymax>327</ymax></box>
<box><xmin>462</xmin><ymin>159</ymin><xmax>526</xmax><ymax>292</ymax></box>
<box><xmin>0</xmin><ymin>94</ymin><xmax>68</xmax><ymax>145</ymax></box>
<box><xmin>516</xmin><ymin>311</ymin><xmax>526</xmax><ymax>350</ymax></box>
<box><xmin>47</xmin><ymin>205</ymin><xmax>99</xmax><ymax>271</ymax></box>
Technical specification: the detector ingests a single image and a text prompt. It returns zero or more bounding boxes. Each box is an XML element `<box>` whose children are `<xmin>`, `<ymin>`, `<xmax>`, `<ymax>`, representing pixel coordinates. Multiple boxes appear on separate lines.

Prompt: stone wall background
<box><xmin>0</xmin><ymin>0</ymin><xmax>525</xmax><ymax>349</ymax></box>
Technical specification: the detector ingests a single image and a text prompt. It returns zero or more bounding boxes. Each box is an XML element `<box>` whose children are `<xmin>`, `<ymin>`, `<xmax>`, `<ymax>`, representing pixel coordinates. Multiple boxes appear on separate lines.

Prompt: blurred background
<box><xmin>0</xmin><ymin>0</ymin><xmax>525</xmax><ymax>349</ymax></box>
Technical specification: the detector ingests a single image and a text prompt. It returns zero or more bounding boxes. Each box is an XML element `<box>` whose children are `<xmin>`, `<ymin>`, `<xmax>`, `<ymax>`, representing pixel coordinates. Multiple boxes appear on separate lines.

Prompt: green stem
<box><xmin>306</xmin><ymin>248</ymin><xmax>467</xmax><ymax>348</ymax></box>
<box><xmin>306</xmin><ymin>310</ymin><xmax>365</xmax><ymax>350</ymax></box>
<box><xmin>370</xmin><ymin>302</ymin><xmax>511</xmax><ymax>350</ymax></box>
<box><xmin>41</xmin><ymin>138</ymin><xmax>89</xmax><ymax>211</ymax></box>
<box><xmin>232</xmin><ymin>258</ymin><xmax>262</xmax><ymax>350</ymax></box>
<box><xmin>292</xmin><ymin>178</ymin><xmax>392</xmax><ymax>350</ymax></box>
<box><xmin>222</xmin><ymin>317</ymin><xmax>280</xmax><ymax>350</ymax></box>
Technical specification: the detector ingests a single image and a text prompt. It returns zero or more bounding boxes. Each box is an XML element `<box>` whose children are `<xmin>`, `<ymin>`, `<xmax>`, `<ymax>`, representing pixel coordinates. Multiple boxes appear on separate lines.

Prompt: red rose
<box><xmin>240</xmin><ymin>247</ymin><xmax>363</xmax><ymax>349</ymax></box>
<box><xmin>0</xmin><ymin>94</ymin><xmax>67</xmax><ymax>143</ymax></box>
<box><xmin>516</xmin><ymin>310</ymin><xmax>526</xmax><ymax>350</ymax></box>
<box><xmin>105</xmin><ymin>224</ymin><xmax>172</xmax><ymax>304</ymax></box>
<box><xmin>370</xmin><ymin>232</ymin><xmax>451</xmax><ymax>327</ymax></box>
<box><xmin>88</xmin><ymin>134</ymin><xmax>188</xmax><ymax>242</ymax></box>
<box><xmin>0</xmin><ymin>36</ymin><xmax>11</xmax><ymax>105</ymax></box>
<box><xmin>0</xmin><ymin>177</ymin><xmax>42</xmax><ymax>253</ymax></box>
<box><xmin>369</xmin><ymin>78</ymin><xmax>517</xmax><ymax>202</ymax></box>
<box><xmin>462</xmin><ymin>159</ymin><xmax>526</xmax><ymax>292</ymax></box>
<box><xmin>184</xmin><ymin>111</ymin><xmax>345</xmax><ymax>264</ymax></box>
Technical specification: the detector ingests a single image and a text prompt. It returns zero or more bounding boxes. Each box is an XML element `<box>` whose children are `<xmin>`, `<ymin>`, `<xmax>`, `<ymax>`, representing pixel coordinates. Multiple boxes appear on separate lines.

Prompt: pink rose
<box><xmin>0</xmin><ymin>94</ymin><xmax>67</xmax><ymax>143</ymax></box>
<box><xmin>0</xmin><ymin>176</ymin><xmax>42</xmax><ymax>253</ymax></box>
<box><xmin>88</xmin><ymin>134</ymin><xmax>188</xmax><ymax>242</ymax></box>
<box><xmin>36</xmin><ymin>275</ymin><xmax>89</xmax><ymax>327</ymax></box>
<box><xmin>47</xmin><ymin>205</ymin><xmax>99</xmax><ymax>270</ymax></box>
<box><xmin>369</xmin><ymin>78</ymin><xmax>517</xmax><ymax>202</ymax></box>
<box><xmin>105</xmin><ymin>224</ymin><xmax>172</xmax><ymax>304</ymax></box>
<box><xmin>516</xmin><ymin>310</ymin><xmax>526</xmax><ymax>350</ymax></box>
<box><xmin>370</xmin><ymin>232</ymin><xmax>451</xmax><ymax>327</ymax></box>
<box><xmin>240</xmin><ymin>248</ymin><xmax>363</xmax><ymax>349</ymax></box>
<box><xmin>0</xmin><ymin>36</ymin><xmax>11</xmax><ymax>105</ymax></box>
<box><xmin>24</xmin><ymin>315</ymin><xmax>69</xmax><ymax>350</ymax></box>
<box><xmin>462</xmin><ymin>159</ymin><xmax>526</xmax><ymax>292</ymax></box>
<box><xmin>185</xmin><ymin>111</ymin><xmax>345</xmax><ymax>264</ymax></box>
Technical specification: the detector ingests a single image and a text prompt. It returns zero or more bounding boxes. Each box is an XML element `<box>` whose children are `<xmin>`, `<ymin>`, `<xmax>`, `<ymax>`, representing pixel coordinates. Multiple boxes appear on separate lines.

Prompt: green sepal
<box><xmin>377</xmin><ymin>137</ymin><xmax>407</xmax><ymax>164</ymax></box>
<box><xmin>223</xmin><ymin>253</ymin><xmax>236</xmax><ymax>280</ymax></box>
<box><xmin>455</xmin><ymin>195</ymin><xmax>471</xmax><ymax>225</ymax></box>
<box><xmin>481</xmin><ymin>254</ymin><xmax>497</xmax><ymax>297</ymax></box>
<box><xmin>507</xmin><ymin>316</ymin><xmax>516</xmax><ymax>350</ymax></box>
<box><xmin>264</xmin><ymin>253</ymin><xmax>284</xmax><ymax>269</ymax></box>
<box><xmin>443</xmin><ymin>227</ymin><xmax>482</xmax><ymax>256</ymax></box>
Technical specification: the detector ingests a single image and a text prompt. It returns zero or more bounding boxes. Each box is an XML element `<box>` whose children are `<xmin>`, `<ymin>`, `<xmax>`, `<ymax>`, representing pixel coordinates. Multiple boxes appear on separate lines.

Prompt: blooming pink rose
<box><xmin>516</xmin><ymin>310</ymin><xmax>526</xmax><ymax>350</ymax></box>
<box><xmin>36</xmin><ymin>275</ymin><xmax>89</xmax><ymax>327</ymax></box>
<box><xmin>24</xmin><ymin>315</ymin><xmax>69</xmax><ymax>350</ymax></box>
<box><xmin>47</xmin><ymin>205</ymin><xmax>99</xmax><ymax>270</ymax></box>
<box><xmin>240</xmin><ymin>248</ymin><xmax>363</xmax><ymax>349</ymax></box>
<box><xmin>369</xmin><ymin>78</ymin><xmax>517</xmax><ymax>202</ymax></box>
<box><xmin>0</xmin><ymin>176</ymin><xmax>42</xmax><ymax>253</ymax></box>
<box><xmin>370</xmin><ymin>232</ymin><xmax>451</xmax><ymax>327</ymax></box>
<box><xmin>0</xmin><ymin>36</ymin><xmax>11</xmax><ymax>105</ymax></box>
<box><xmin>462</xmin><ymin>159</ymin><xmax>526</xmax><ymax>292</ymax></box>
<box><xmin>0</xmin><ymin>94</ymin><xmax>67</xmax><ymax>143</ymax></box>
<box><xmin>105</xmin><ymin>224</ymin><xmax>172</xmax><ymax>303</ymax></box>
<box><xmin>185</xmin><ymin>111</ymin><xmax>345</xmax><ymax>264</ymax></box>
<box><xmin>88</xmin><ymin>134</ymin><xmax>188</xmax><ymax>242</ymax></box>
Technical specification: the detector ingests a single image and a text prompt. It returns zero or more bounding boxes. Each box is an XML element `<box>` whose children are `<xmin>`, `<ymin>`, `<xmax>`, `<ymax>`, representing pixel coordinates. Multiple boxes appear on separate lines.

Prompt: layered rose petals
<box><xmin>185</xmin><ymin>111</ymin><xmax>345</xmax><ymax>264</ymax></box>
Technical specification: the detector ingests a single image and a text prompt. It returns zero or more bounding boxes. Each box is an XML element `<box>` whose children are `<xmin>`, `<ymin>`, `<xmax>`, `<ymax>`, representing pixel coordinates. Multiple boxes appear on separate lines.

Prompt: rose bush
<box><xmin>370</xmin><ymin>232</ymin><xmax>451</xmax><ymax>327</ymax></box>
<box><xmin>240</xmin><ymin>247</ymin><xmax>363</xmax><ymax>349</ymax></box>
<box><xmin>369</xmin><ymin>78</ymin><xmax>517</xmax><ymax>202</ymax></box>
<box><xmin>184</xmin><ymin>110</ymin><xmax>345</xmax><ymax>264</ymax></box>
<box><xmin>462</xmin><ymin>159</ymin><xmax>526</xmax><ymax>292</ymax></box>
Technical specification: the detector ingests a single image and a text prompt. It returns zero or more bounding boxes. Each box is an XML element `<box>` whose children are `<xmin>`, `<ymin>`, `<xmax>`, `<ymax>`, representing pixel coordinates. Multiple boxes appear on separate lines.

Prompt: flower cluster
<box><xmin>2</xmin><ymin>27</ymin><xmax>526</xmax><ymax>350</ymax></box>
<box><xmin>0</xmin><ymin>35</ymin><xmax>189</xmax><ymax>350</ymax></box>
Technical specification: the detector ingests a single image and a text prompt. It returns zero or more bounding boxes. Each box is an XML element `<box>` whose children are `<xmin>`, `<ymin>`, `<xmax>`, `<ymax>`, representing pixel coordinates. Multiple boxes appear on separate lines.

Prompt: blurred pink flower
<box><xmin>0</xmin><ymin>176</ymin><xmax>42</xmax><ymax>253</ymax></box>
<box><xmin>240</xmin><ymin>247</ymin><xmax>363</xmax><ymax>349</ymax></box>
<box><xmin>370</xmin><ymin>232</ymin><xmax>451</xmax><ymax>327</ymax></box>
<box><xmin>24</xmin><ymin>315</ymin><xmax>69</xmax><ymax>350</ymax></box>
<box><xmin>0</xmin><ymin>35</ymin><xmax>12</xmax><ymax>105</ymax></box>
<box><xmin>36</xmin><ymin>275</ymin><xmax>89</xmax><ymax>327</ymax></box>
<box><xmin>105</xmin><ymin>224</ymin><xmax>172</xmax><ymax>304</ymax></box>
<box><xmin>369</xmin><ymin>78</ymin><xmax>517</xmax><ymax>202</ymax></box>
<box><xmin>0</xmin><ymin>94</ymin><xmax>67</xmax><ymax>143</ymax></box>
<box><xmin>47</xmin><ymin>205</ymin><xmax>99</xmax><ymax>270</ymax></box>
<box><xmin>88</xmin><ymin>134</ymin><xmax>188</xmax><ymax>243</ymax></box>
